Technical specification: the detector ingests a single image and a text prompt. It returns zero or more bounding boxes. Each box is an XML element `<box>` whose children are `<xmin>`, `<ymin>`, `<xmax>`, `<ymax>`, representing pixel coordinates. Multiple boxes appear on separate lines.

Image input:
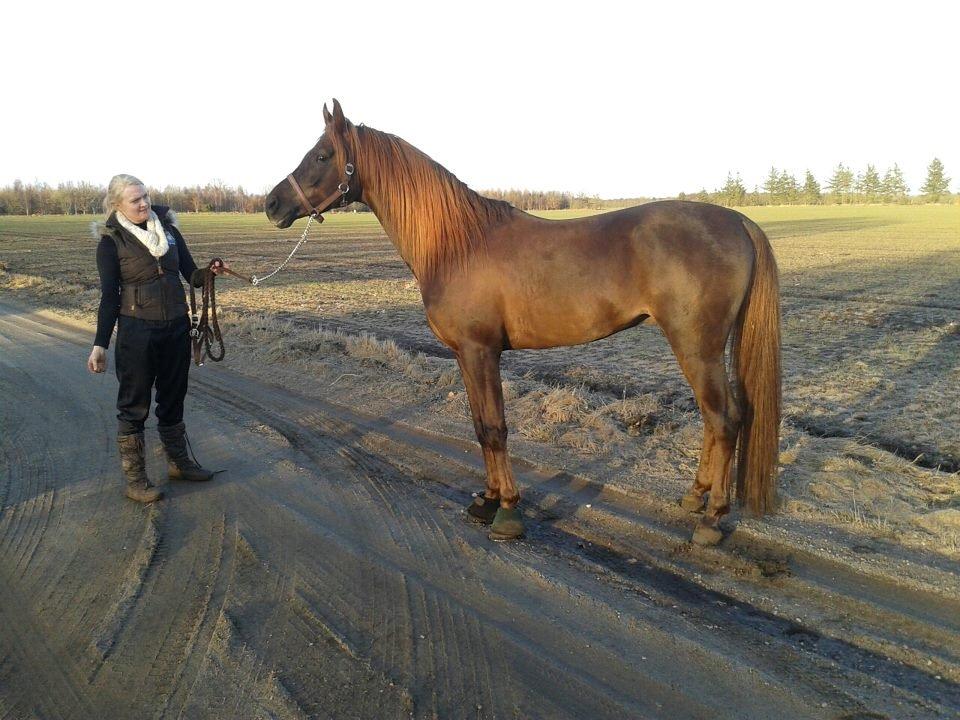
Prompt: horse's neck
<box><xmin>358</xmin><ymin>179</ymin><xmax>446</xmax><ymax>283</ymax></box>
<box><xmin>361</xmin><ymin>193</ymin><xmax>413</xmax><ymax>270</ymax></box>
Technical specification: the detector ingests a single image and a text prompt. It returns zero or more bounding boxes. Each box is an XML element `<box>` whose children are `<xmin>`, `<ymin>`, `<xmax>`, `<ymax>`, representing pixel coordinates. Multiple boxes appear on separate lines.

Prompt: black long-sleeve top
<box><xmin>94</xmin><ymin>230</ymin><xmax>200</xmax><ymax>348</ymax></box>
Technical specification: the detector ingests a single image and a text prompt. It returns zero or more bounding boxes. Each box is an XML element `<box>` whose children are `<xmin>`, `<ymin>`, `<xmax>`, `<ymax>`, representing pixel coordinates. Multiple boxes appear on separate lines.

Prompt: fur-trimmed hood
<box><xmin>90</xmin><ymin>205</ymin><xmax>180</xmax><ymax>239</ymax></box>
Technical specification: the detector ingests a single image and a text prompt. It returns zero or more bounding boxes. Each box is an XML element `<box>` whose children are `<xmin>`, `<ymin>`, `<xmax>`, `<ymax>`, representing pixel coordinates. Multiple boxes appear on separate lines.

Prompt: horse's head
<box><xmin>265</xmin><ymin>98</ymin><xmax>357</xmax><ymax>228</ymax></box>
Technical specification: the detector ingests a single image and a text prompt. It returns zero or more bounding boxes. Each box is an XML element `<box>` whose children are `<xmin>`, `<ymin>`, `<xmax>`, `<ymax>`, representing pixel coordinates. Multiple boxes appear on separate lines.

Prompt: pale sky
<box><xmin>3</xmin><ymin>0</ymin><xmax>957</xmax><ymax>198</ymax></box>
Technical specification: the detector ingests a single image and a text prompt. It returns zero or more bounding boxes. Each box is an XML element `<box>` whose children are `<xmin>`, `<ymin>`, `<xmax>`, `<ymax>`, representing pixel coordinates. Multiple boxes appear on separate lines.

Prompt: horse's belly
<box><xmin>504</xmin><ymin>298</ymin><xmax>649</xmax><ymax>350</ymax></box>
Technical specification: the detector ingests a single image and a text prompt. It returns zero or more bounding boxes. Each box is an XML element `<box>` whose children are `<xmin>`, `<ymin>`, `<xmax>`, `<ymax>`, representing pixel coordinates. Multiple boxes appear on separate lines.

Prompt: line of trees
<box><xmin>479</xmin><ymin>189</ymin><xmax>603</xmax><ymax>211</ymax></box>
<box><xmin>0</xmin><ymin>180</ymin><xmax>267</xmax><ymax>216</ymax></box>
<box><xmin>0</xmin><ymin>159</ymin><xmax>953</xmax><ymax>215</ymax></box>
<box><xmin>680</xmin><ymin>158</ymin><xmax>953</xmax><ymax>207</ymax></box>
<box><xmin>0</xmin><ymin>180</ymin><xmax>607</xmax><ymax>216</ymax></box>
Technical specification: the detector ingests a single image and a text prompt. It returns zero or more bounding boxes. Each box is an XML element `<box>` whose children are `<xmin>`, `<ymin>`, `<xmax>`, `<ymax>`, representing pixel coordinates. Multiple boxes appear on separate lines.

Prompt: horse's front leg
<box><xmin>456</xmin><ymin>344</ymin><xmax>525</xmax><ymax>541</ymax></box>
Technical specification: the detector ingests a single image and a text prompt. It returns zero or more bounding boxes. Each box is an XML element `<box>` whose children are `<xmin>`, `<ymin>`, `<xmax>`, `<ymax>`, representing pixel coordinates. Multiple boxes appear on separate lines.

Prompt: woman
<box><xmin>87</xmin><ymin>174</ymin><xmax>223</xmax><ymax>502</ymax></box>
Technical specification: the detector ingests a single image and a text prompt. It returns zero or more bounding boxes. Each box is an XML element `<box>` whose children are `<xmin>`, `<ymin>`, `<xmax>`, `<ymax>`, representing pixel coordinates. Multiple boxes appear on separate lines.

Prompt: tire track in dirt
<box><xmin>230</xmin><ymin>481</ymin><xmax>719</xmax><ymax>719</ymax></box>
<box><xmin>175</xmin><ymin>609</ymin><xmax>311</xmax><ymax>720</ymax></box>
<box><xmin>0</xmin><ymin>345</ymin><xmax>58</xmax><ymax>576</ymax></box>
<box><xmin>89</xmin><ymin>503</ymin><xmax>165</xmax><ymax>666</ymax></box>
<box><xmin>0</xmin><ymin>561</ymin><xmax>101</xmax><ymax>718</ymax></box>
<box><xmin>197</xmin><ymin>514</ymin><xmax>412</xmax><ymax>719</ymax></box>
<box><xmin>157</xmin><ymin>511</ymin><xmax>239</xmax><ymax>720</ymax></box>
<box><xmin>0</xmin><ymin>317</ymin><xmax>131</xmax><ymax>718</ymax></box>
<box><xmin>194</xmin><ymin>385</ymin><xmax>527</xmax><ymax>716</ymax></box>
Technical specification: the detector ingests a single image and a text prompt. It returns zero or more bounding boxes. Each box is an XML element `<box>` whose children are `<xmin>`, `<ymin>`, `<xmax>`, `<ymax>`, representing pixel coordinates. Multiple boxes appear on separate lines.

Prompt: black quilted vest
<box><xmin>104</xmin><ymin>208</ymin><xmax>188</xmax><ymax>321</ymax></box>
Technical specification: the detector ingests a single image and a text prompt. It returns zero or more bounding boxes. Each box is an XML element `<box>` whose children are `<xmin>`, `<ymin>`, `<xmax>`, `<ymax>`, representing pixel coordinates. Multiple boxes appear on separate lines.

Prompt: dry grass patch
<box><xmin>223</xmin><ymin>311</ymin><xmax>458</xmax><ymax>388</ymax></box>
<box><xmin>778</xmin><ymin>425</ymin><xmax>960</xmax><ymax>555</ymax></box>
<box><xmin>0</xmin><ymin>269</ymin><xmax>98</xmax><ymax>318</ymax></box>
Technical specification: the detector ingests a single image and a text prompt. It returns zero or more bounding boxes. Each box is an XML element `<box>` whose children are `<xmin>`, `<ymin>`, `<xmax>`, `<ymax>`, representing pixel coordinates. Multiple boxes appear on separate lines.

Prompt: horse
<box><xmin>265</xmin><ymin>99</ymin><xmax>781</xmax><ymax>546</ymax></box>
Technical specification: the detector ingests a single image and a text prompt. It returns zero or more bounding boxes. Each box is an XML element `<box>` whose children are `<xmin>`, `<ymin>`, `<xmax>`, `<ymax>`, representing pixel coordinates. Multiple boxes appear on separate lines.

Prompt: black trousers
<box><xmin>114</xmin><ymin>314</ymin><xmax>191</xmax><ymax>435</ymax></box>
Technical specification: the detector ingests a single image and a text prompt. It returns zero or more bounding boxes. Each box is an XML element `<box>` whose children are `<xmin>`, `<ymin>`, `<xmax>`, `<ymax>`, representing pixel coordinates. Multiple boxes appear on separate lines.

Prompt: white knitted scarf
<box><xmin>116</xmin><ymin>210</ymin><xmax>171</xmax><ymax>258</ymax></box>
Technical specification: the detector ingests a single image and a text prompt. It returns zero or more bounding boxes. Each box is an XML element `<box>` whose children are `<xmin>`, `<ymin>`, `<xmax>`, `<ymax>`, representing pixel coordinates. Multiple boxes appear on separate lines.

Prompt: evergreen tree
<box><xmin>921</xmin><ymin>157</ymin><xmax>950</xmax><ymax>201</ymax></box>
<box><xmin>802</xmin><ymin>170</ymin><xmax>821</xmax><ymax>204</ymax></box>
<box><xmin>860</xmin><ymin>165</ymin><xmax>882</xmax><ymax>203</ymax></box>
<box><xmin>718</xmin><ymin>172</ymin><xmax>746</xmax><ymax>207</ymax></box>
<box><xmin>881</xmin><ymin>164</ymin><xmax>908</xmax><ymax>203</ymax></box>
<box><xmin>778</xmin><ymin>170</ymin><xmax>799</xmax><ymax>203</ymax></box>
<box><xmin>763</xmin><ymin>167</ymin><xmax>781</xmax><ymax>204</ymax></box>
<box><xmin>826</xmin><ymin>163</ymin><xmax>854</xmax><ymax>204</ymax></box>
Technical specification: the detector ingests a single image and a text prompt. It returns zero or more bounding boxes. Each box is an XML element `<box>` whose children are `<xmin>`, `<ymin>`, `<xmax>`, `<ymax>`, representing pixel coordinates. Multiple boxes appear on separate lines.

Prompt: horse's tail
<box><xmin>732</xmin><ymin>217</ymin><xmax>781</xmax><ymax>515</ymax></box>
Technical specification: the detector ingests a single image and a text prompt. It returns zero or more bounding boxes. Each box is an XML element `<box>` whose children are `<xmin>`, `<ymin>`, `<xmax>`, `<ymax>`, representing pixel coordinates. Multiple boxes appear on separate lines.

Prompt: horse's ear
<box><xmin>322</xmin><ymin>103</ymin><xmax>333</xmax><ymax>125</ymax></box>
<box><xmin>330</xmin><ymin>98</ymin><xmax>347</xmax><ymax>134</ymax></box>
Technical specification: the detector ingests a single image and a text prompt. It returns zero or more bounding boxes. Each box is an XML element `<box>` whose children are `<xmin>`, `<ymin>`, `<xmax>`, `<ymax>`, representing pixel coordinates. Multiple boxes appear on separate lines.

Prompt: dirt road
<box><xmin>1</xmin><ymin>299</ymin><xmax>957</xmax><ymax>719</ymax></box>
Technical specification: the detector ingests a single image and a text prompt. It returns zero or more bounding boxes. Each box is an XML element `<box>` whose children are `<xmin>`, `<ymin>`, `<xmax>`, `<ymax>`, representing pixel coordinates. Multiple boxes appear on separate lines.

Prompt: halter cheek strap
<box><xmin>286</xmin><ymin>160</ymin><xmax>356</xmax><ymax>223</ymax></box>
<box><xmin>286</xmin><ymin>173</ymin><xmax>320</xmax><ymax>217</ymax></box>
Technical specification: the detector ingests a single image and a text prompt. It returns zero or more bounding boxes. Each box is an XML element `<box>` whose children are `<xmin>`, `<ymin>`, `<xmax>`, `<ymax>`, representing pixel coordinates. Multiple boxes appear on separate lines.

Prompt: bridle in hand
<box><xmin>189</xmin><ymin>259</ymin><xmax>252</xmax><ymax>366</ymax></box>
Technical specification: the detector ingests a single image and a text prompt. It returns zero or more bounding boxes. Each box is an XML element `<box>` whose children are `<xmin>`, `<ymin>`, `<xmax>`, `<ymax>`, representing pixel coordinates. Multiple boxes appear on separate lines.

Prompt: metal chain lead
<box><xmin>251</xmin><ymin>213</ymin><xmax>316</xmax><ymax>286</ymax></box>
<box><xmin>252</xmin><ymin>159</ymin><xmax>354</xmax><ymax>285</ymax></box>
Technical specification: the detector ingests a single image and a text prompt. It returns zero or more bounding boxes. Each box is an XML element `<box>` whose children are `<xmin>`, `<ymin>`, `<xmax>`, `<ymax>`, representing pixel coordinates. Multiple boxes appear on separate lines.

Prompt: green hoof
<box><xmin>466</xmin><ymin>494</ymin><xmax>500</xmax><ymax>524</ymax></box>
<box><xmin>489</xmin><ymin>507</ymin><xmax>525</xmax><ymax>541</ymax></box>
<box><xmin>679</xmin><ymin>492</ymin><xmax>706</xmax><ymax>513</ymax></box>
<box><xmin>691</xmin><ymin>518</ymin><xmax>724</xmax><ymax>546</ymax></box>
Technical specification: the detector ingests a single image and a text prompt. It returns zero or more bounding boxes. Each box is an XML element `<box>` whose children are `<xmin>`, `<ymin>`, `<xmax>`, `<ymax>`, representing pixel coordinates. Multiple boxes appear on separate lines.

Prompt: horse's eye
<box><xmin>317</xmin><ymin>153</ymin><xmax>327</xmax><ymax>163</ymax></box>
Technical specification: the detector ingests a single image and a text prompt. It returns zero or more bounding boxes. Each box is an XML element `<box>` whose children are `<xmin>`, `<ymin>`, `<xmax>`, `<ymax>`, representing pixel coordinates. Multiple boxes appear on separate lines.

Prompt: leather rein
<box><xmin>188</xmin><ymin>260</ymin><xmax>250</xmax><ymax>366</ymax></box>
<box><xmin>188</xmin><ymin>157</ymin><xmax>357</xmax><ymax>366</ymax></box>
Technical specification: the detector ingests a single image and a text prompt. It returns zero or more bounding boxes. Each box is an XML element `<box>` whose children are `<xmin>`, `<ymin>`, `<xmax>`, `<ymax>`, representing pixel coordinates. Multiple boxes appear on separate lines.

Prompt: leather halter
<box><xmin>286</xmin><ymin>156</ymin><xmax>356</xmax><ymax>223</ymax></box>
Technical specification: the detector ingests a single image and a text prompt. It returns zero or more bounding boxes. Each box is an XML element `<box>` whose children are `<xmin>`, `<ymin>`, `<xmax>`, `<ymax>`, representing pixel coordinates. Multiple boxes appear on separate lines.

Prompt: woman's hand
<box><xmin>210</xmin><ymin>258</ymin><xmax>230</xmax><ymax>276</ymax></box>
<box><xmin>87</xmin><ymin>346</ymin><xmax>107</xmax><ymax>373</ymax></box>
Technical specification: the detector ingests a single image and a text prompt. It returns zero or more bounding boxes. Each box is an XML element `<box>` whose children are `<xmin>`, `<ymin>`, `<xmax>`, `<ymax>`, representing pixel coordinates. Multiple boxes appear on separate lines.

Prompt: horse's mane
<box><xmin>342</xmin><ymin>124</ymin><xmax>515</xmax><ymax>280</ymax></box>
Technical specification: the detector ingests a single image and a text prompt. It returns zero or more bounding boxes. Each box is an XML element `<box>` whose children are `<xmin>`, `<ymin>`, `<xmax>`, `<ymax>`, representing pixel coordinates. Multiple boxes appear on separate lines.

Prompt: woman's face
<box><xmin>117</xmin><ymin>184</ymin><xmax>150</xmax><ymax>224</ymax></box>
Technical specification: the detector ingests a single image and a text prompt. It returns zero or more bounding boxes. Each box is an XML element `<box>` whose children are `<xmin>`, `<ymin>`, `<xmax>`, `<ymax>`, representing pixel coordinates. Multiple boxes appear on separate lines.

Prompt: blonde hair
<box><xmin>103</xmin><ymin>174</ymin><xmax>146</xmax><ymax>214</ymax></box>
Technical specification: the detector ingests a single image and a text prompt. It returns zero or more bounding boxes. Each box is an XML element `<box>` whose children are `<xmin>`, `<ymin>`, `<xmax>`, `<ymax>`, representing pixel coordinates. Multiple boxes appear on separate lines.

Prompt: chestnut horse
<box><xmin>265</xmin><ymin>100</ymin><xmax>781</xmax><ymax>546</ymax></box>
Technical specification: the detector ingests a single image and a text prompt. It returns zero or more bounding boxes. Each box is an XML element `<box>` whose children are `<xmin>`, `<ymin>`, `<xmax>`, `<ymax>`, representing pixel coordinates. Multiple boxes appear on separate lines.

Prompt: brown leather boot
<box><xmin>117</xmin><ymin>433</ymin><xmax>163</xmax><ymax>503</ymax></box>
<box><xmin>158</xmin><ymin>422</ymin><xmax>214</xmax><ymax>482</ymax></box>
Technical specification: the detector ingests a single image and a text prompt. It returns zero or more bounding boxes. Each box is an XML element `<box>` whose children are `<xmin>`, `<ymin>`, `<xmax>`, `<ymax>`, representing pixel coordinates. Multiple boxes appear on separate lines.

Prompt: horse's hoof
<box><xmin>691</xmin><ymin>518</ymin><xmax>724</xmax><ymax>546</ymax></box>
<box><xmin>489</xmin><ymin>507</ymin><xmax>525</xmax><ymax>541</ymax></box>
<box><xmin>466</xmin><ymin>494</ymin><xmax>500</xmax><ymax>525</ymax></box>
<box><xmin>679</xmin><ymin>492</ymin><xmax>706</xmax><ymax>513</ymax></box>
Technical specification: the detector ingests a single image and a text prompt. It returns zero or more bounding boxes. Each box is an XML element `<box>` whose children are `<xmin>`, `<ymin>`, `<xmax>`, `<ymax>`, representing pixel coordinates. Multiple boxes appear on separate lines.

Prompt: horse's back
<box><xmin>511</xmin><ymin>200</ymin><xmax>756</xmax><ymax>307</ymax></box>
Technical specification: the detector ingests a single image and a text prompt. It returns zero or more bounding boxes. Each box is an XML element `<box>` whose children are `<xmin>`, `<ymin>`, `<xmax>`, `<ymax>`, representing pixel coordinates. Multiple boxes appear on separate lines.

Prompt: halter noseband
<box><xmin>286</xmin><ymin>157</ymin><xmax>356</xmax><ymax>223</ymax></box>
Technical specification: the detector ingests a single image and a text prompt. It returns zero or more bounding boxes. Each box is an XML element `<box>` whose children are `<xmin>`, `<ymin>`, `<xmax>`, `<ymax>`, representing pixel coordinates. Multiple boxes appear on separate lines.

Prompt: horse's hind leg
<box><xmin>455</xmin><ymin>344</ymin><xmax>524</xmax><ymax>540</ymax></box>
<box><xmin>665</xmin><ymin>340</ymin><xmax>741</xmax><ymax>545</ymax></box>
<box><xmin>690</xmin><ymin>358</ymin><xmax>740</xmax><ymax>545</ymax></box>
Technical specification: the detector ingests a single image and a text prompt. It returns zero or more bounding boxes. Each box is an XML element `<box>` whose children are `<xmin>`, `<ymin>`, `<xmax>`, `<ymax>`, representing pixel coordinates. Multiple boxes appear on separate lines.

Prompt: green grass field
<box><xmin>2</xmin><ymin>203</ymin><xmax>959</xmax><ymax>555</ymax></box>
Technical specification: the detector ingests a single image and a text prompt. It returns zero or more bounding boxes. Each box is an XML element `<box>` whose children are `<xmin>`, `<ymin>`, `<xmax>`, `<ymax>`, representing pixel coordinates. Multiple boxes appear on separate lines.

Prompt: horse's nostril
<box><xmin>267</xmin><ymin>196</ymin><xmax>278</xmax><ymax>210</ymax></box>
